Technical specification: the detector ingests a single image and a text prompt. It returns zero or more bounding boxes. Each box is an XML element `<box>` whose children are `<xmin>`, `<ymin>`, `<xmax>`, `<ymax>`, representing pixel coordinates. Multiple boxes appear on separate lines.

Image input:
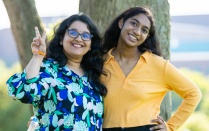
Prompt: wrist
<box><xmin>32</xmin><ymin>54</ymin><xmax>45</xmax><ymax>60</ymax></box>
<box><xmin>32</xmin><ymin>50</ymin><xmax>46</xmax><ymax>57</ymax></box>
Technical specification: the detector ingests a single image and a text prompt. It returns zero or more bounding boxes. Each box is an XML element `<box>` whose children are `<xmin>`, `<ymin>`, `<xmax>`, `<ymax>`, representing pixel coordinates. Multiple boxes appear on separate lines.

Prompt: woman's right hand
<box><xmin>31</xmin><ymin>27</ymin><xmax>46</xmax><ymax>57</ymax></box>
<box><xmin>25</xmin><ymin>27</ymin><xmax>46</xmax><ymax>79</ymax></box>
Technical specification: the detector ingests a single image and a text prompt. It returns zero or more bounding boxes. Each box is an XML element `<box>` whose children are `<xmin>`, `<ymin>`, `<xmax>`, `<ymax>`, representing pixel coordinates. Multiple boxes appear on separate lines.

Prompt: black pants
<box><xmin>103</xmin><ymin>124</ymin><xmax>156</xmax><ymax>131</ymax></box>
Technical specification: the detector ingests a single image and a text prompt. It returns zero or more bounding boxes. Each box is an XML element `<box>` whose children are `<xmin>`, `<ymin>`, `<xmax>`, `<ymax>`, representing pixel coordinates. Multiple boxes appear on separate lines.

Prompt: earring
<box><xmin>60</xmin><ymin>41</ymin><xmax>63</xmax><ymax>45</ymax></box>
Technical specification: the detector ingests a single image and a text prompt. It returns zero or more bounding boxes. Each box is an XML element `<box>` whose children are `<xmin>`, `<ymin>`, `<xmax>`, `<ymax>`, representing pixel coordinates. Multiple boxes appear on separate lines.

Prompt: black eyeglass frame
<box><xmin>66</xmin><ymin>29</ymin><xmax>93</xmax><ymax>41</ymax></box>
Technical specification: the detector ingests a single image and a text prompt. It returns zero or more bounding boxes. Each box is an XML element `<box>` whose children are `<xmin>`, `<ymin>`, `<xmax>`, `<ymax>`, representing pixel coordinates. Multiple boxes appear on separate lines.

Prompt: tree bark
<box><xmin>3</xmin><ymin>0</ymin><xmax>44</xmax><ymax>69</ymax></box>
<box><xmin>3</xmin><ymin>0</ymin><xmax>44</xmax><ymax>115</ymax></box>
<box><xmin>79</xmin><ymin>0</ymin><xmax>171</xmax><ymax>120</ymax></box>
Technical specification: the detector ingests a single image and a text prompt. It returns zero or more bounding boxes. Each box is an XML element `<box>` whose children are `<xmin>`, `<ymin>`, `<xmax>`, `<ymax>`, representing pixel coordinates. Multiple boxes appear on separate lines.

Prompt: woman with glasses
<box><xmin>6</xmin><ymin>14</ymin><xmax>107</xmax><ymax>131</ymax></box>
<box><xmin>101</xmin><ymin>7</ymin><xmax>202</xmax><ymax>131</ymax></box>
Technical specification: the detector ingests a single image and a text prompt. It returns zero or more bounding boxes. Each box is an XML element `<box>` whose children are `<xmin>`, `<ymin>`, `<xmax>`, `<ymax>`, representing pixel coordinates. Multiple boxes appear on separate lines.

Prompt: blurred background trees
<box><xmin>1</xmin><ymin>0</ymin><xmax>208</xmax><ymax>130</ymax></box>
<box><xmin>3</xmin><ymin>0</ymin><xmax>44</xmax><ymax>69</ymax></box>
<box><xmin>0</xmin><ymin>61</ymin><xmax>31</xmax><ymax>130</ymax></box>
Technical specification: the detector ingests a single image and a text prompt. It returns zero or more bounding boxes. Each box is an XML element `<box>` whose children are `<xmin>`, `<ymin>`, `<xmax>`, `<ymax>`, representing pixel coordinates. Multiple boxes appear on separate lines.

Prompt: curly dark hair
<box><xmin>46</xmin><ymin>14</ymin><xmax>107</xmax><ymax>96</ymax></box>
<box><xmin>102</xmin><ymin>6</ymin><xmax>162</xmax><ymax>56</ymax></box>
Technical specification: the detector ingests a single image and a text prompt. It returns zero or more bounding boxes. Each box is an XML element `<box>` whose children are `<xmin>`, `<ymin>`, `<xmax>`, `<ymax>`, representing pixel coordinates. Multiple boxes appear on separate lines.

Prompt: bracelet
<box><xmin>32</xmin><ymin>50</ymin><xmax>46</xmax><ymax>57</ymax></box>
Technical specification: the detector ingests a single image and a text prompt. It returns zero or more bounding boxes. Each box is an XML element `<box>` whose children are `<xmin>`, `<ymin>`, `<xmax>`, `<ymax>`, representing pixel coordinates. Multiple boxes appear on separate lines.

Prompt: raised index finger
<box><xmin>34</xmin><ymin>26</ymin><xmax>40</xmax><ymax>37</ymax></box>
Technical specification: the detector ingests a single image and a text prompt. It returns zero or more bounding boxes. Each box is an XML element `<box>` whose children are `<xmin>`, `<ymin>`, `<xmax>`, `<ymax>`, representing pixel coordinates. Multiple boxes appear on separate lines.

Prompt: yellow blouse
<box><xmin>101</xmin><ymin>49</ymin><xmax>202</xmax><ymax>131</ymax></box>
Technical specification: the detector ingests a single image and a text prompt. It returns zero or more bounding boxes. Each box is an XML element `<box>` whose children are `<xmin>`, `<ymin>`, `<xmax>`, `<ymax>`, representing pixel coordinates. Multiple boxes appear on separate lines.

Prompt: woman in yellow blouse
<box><xmin>101</xmin><ymin>6</ymin><xmax>202</xmax><ymax>131</ymax></box>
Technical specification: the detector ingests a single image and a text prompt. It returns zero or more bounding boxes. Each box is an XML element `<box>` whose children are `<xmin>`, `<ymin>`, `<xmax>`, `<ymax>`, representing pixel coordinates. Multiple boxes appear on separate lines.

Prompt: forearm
<box><xmin>26</xmin><ymin>55</ymin><xmax>44</xmax><ymax>79</ymax></box>
<box><xmin>167</xmin><ymin>89</ymin><xmax>202</xmax><ymax>130</ymax></box>
<box><xmin>164</xmin><ymin>61</ymin><xmax>202</xmax><ymax>130</ymax></box>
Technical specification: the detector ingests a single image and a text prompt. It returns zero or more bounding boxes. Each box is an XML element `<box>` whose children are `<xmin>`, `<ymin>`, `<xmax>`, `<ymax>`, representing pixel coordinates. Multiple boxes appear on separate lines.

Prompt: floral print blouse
<box><xmin>6</xmin><ymin>58</ymin><xmax>103</xmax><ymax>131</ymax></box>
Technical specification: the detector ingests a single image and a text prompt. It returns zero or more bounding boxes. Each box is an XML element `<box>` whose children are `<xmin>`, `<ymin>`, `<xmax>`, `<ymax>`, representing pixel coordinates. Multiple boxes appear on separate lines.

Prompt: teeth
<box><xmin>129</xmin><ymin>34</ymin><xmax>137</xmax><ymax>40</ymax></box>
<box><xmin>73</xmin><ymin>44</ymin><xmax>82</xmax><ymax>47</ymax></box>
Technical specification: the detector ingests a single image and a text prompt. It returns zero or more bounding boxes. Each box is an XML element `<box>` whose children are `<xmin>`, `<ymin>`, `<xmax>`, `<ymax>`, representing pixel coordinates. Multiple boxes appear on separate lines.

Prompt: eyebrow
<box><xmin>67</xmin><ymin>28</ymin><xmax>77</xmax><ymax>31</ymax></box>
<box><xmin>67</xmin><ymin>28</ymin><xmax>90</xmax><ymax>33</ymax></box>
<box><xmin>131</xmin><ymin>18</ymin><xmax>150</xmax><ymax>30</ymax></box>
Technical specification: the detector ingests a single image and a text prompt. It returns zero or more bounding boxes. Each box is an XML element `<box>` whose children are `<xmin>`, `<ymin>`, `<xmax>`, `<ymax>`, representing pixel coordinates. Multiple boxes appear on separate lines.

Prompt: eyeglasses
<box><xmin>66</xmin><ymin>29</ymin><xmax>93</xmax><ymax>41</ymax></box>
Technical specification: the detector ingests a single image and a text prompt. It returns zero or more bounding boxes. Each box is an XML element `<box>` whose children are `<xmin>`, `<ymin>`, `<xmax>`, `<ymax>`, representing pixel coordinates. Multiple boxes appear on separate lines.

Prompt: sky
<box><xmin>1</xmin><ymin>0</ymin><xmax>209</xmax><ymax>29</ymax></box>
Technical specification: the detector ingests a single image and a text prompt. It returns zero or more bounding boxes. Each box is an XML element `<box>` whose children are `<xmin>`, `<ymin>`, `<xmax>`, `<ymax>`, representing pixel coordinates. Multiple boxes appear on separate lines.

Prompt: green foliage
<box><xmin>201</xmin><ymin>96</ymin><xmax>209</xmax><ymax>117</ymax></box>
<box><xmin>178</xmin><ymin>112</ymin><xmax>209</xmax><ymax>131</ymax></box>
<box><xmin>0</xmin><ymin>60</ymin><xmax>31</xmax><ymax>131</ymax></box>
<box><xmin>45</xmin><ymin>19</ymin><xmax>62</xmax><ymax>42</ymax></box>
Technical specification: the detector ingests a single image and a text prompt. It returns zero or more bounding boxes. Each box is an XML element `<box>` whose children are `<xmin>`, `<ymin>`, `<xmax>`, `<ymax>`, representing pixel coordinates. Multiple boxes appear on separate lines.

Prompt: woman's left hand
<box><xmin>149</xmin><ymin>116</ymin><xmax>167</xmax><ymax>131</ymax></box>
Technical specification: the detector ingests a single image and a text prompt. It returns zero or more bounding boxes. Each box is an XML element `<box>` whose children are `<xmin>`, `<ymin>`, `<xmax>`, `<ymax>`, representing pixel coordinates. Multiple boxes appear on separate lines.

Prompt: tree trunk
<box><xmin>3</xmin><ymin>0</ymin><xmax>44</xmax><ymax>69</ymax></box>
<box><xmin>3</xmin><ymin>0</ymin><xmax>44</xmax><ymax>115</ymax></box>
<box><xmin>79</xmin><ymin>0</ymin><xmax>171</xmax><ymax>121</ymax></box>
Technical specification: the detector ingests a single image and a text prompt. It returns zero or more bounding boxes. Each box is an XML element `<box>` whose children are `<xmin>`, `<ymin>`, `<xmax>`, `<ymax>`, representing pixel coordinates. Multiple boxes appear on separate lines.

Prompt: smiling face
<box><xmin>118</xmin><ymin>13</ymin><xmax>150</xmax><ymax>48</ymax></box>
<box><xmin>62</xmin><ymin>20</ymin><xmax>92</xmax><ymax>61</ymax></box>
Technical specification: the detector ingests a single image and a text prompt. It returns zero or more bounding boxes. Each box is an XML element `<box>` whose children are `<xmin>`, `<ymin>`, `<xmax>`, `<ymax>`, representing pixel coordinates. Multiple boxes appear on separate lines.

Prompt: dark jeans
<box><xmin>103</xmin><ymin>124</ymin><xmax>156</xmax><ymax>131</ymax></box>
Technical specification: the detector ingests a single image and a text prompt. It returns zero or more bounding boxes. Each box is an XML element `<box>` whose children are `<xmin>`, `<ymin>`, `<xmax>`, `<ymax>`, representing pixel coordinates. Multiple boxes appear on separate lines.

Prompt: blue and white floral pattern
<box><xmin>6</xmin><ymin>58</ymin><xmax>103</xmax><ymax>131</ymax></box>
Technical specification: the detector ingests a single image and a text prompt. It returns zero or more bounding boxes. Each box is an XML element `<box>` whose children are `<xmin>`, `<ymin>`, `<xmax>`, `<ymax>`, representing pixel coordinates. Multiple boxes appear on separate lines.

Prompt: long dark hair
<box><xmin>102</xmin><ymin>6</ymin><xmax>162</xmax><ymax>56</ymax></box>
<box><xmin>46</xmin><ymin>14</ymin><xmax>107</xmax><ymax>96</ymax></box>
